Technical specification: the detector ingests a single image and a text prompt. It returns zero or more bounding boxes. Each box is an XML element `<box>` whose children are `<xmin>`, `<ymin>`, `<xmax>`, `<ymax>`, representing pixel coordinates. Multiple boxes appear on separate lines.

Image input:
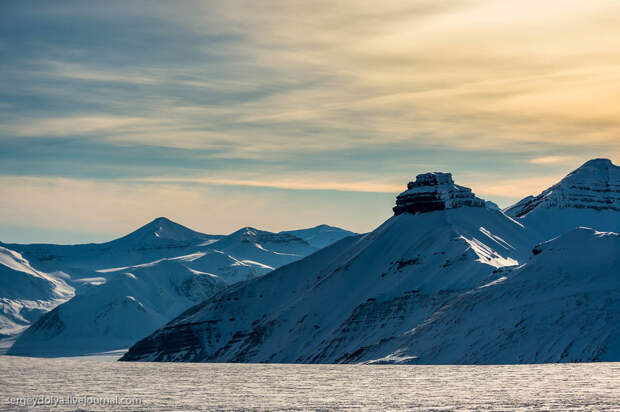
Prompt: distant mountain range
<box><xmin>116</xmin><ymin>158</ymin><xmax>620</xmax><ymax>364</ymax></box>
<box><xmin>1</xmin><ymin>221</ymin><xmax>355</xmax><ymax>356</ymax></box>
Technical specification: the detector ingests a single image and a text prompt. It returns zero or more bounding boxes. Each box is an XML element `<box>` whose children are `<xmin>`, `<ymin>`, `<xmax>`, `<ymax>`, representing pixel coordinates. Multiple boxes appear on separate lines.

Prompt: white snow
<box><xmin>120</xmin><ymin>162</ymin><xmax>620</xmax><ymax>365</ymax></box>
<box><xmin>5</xmin><ymin>219</ymin><xmax>355</xmax><ymax>357</ymax></box>
<box><xmin>0</xmin><ymin>247</ymin><xmax>74</xmax><ymax>339</ymax></box>
<box><xmin>504</xmin><ymin>158</ymin><xmax>620</xmax><ymax>241</ymax></box>
<box><xmin>7</xmin><ymin>158</ymin><xmax>619</xmax><ymax>365</ymax></box>
<box><xmin>121</xmin><ymin>204</ymin><xmax>536</xmax><ymax>363</ymax></box>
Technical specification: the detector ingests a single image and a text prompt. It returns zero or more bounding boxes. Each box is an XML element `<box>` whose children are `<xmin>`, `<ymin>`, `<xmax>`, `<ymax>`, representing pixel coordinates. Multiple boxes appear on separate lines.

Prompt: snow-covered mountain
<box><xmin>281</xmin><ymin>225</ymin><xmax>357</xmax><ymax>249</ymax></box>
<box><xmin>349</xmin><ymin>227</ymin><xmax>620</xmax><ymax>364</ymax></box>
<box><xmin>204</xmin><ymin>227</ymin><xmax>318</xmax><ymax>270</ymax></box>
<box><xmin>120</xmin><ymin>172</ymin><xmax>536</xmax><ymax>363</ymax></box>
<box><xmin>504</xmin><ymin>158</ymin><xmax>620</xmax><ymax>240</ymax></box>
<box><xmin>8</xmin><ymin>257</ymin><xmax>225</xmax><ymax>357</ymax></box>
<box><xmin>1</xmin><ymin>217</ymin><xmax>223</xmax><ymax>276</ymax></box>
<box><xmin>0</xmin><ymin>246</ymin><xmax>73</xmax><ymax>338</ymax></box>
<box><xmin>5</xmin><ymin>220</ymin><xmax>355</xmax><ymax>356</ymax></box>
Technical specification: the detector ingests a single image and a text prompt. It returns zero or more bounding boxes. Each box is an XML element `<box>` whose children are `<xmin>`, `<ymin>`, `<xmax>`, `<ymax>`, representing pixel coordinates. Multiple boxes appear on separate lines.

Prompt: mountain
<box><xmin>205</xmin><ymin>227</ymin><xmax>318</xmax><ymax>269</ymax></box>
<box><xmin>0</xmin><ymin>246</ymin><xmax>73</xmax><ymax>338</ymax></box>
<box><xmin>8</xmin><ymin>257</ymin><xmax>224</xmax><ymax>357</ymax></box>
<box><xmin>280</xmin><ymin>225</ymin><xmax>357</xmax><ymax>249</ymax></box>
<box><xmin>6</xmin><ymin>221</ymin><xmax>355</xmax><ymax>356</ymax></box>
<box><xmin>0</xmin><ymin>217</ymin><xmax>224</xmax><ymax>276</ymax></box>
<box><xmin>504</xmin><ymin>158</ymin><xmax>620</xmax><ymax>240</ymax></box>
<box><xmin>121</xmin><ymin>172</ymin><xmax>535</xmax><ymax>363</ymax></box>
<box><xmin>349</xmin><ymin>227</ymin><xmax>620</xmax><ymax>364</ymax></box>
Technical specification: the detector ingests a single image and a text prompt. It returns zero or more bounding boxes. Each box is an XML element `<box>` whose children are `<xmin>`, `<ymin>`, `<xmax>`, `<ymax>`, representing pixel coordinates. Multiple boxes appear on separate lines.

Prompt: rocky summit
<box><xmin>505</xmin><ymin>158</ymin><xmax>620</xmax><ymax>218</ymax></box>
<box><xmin>393</xmin><ymin>172</ymin><xmax>485</xmax><ymax>215</ymax></box>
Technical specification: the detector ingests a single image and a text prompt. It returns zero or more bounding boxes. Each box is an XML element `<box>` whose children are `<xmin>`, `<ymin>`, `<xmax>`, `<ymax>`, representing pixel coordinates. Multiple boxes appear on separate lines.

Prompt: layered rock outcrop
<box><xmin>505</xmin><ymin>158</ymin><xmax>619</xmax><ymax>218</ymax></box>
<box><xmin>393</xmin><ymin>172</ymin><xmax>485</xmax><ymax>215</ymax></box>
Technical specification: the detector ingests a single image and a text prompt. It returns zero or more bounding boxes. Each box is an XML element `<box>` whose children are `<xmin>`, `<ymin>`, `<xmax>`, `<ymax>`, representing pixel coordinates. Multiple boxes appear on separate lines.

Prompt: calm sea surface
<box><xmin>1</xmin><ymin>356</ymin><xmax>619</xmax><ymax>411</ymax></box>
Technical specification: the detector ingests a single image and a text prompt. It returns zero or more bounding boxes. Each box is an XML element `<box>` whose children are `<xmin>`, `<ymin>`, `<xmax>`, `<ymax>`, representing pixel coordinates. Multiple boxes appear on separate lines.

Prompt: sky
<box><xmin>1</xmin><ymin>0</ymin><xmax>618</xmax><ymax>243</ymax></box>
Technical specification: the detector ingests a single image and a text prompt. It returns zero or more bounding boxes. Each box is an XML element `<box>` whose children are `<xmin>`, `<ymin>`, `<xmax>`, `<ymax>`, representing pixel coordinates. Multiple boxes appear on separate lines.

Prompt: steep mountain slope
<box><xmin>121</xmin><ymin>172</ymin><xmax>533</xmax><ymax>363</ymax></box>
<box><xmin>281</xmin><ymin>225</ymin><xmax>357</xmax><ymax>249</ymax></box>
<box><xmin>504</xmin><ymin>158</ymin><xmax>620</xmax><ymax>240</ymax></box>
<box><xmin>0</xmin><ymin>246</ymin><xmax>73</xmax><ymax>338</ymax></box>
<box><xmin>349</xmin><ymin>227</ymin><xmax>620</xmax><ymax>364</ymax></box>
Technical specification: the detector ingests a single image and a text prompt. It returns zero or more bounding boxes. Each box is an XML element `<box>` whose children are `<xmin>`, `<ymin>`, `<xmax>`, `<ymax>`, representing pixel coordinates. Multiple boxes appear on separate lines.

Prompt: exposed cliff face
<box><xmin>393</xmin><ymin>172</ymin><xmax>485</xmax><ymax>215</ymax></box>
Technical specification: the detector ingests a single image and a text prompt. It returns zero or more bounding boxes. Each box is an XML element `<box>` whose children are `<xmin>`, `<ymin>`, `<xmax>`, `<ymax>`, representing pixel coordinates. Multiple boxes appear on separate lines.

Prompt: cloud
<box><xmin>528</xmin><ymin>156</ymin><xmax>579</xmax><ymax>165</ymax></box>
<box><xmin>2</xmin><ymin>1</ymin><xmax>619</xmax><ymax>240</ymax></box>
<box><xmin>3</xmin><ymin>0</ymin><xmax>620</xmax><ymax>157</ymax></box>
<box><xmin>133</xmin><ymin>174</ymin><xmax>402</xmax><ymax>194</ymax></box>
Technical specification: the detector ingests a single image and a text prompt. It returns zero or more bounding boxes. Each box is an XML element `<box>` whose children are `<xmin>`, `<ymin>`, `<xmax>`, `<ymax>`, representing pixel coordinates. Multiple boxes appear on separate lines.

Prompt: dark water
<box><xmin>1</xmin><ymin>356</ymin><xmax>619</xmax><ymax>411</ymax></box>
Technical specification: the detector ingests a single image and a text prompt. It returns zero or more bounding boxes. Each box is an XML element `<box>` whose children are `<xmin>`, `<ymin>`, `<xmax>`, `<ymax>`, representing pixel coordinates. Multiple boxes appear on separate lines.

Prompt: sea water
<box><xmin>1</xmin><ymin>356</ymin><xmax>619</xmax><ymax>411</ymax></box>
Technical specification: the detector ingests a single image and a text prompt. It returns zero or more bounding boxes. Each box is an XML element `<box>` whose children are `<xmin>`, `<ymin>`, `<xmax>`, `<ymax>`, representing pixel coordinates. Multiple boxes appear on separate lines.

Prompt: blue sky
<box><xmin>1</xmin><ymin>1</ymin><xmax>618</xmax><ymax>243</ymax></box>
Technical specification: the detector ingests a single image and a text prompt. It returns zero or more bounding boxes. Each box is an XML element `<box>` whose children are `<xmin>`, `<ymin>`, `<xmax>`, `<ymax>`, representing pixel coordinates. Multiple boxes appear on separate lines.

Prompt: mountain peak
<box><xmin>115</xmin><ymin>217</ymin><xmax>212</xmax><ymax>247</ymax></box>
<box><xmin>505</xmin><ymin>158</ymin><xmax>619</xmax><ymax>218</ymax></box>
<box><xmin>580</xmin><ymin>158</ymin><xmax>613</xmax><ymax>168</ymax></box>
<box><xmin>149</xmin><ymin>216</ymin><xmax>173</xmax><ymax>225</ymax></box>
<box><xmin>393</xmin><ymin>172</ymin><xmax>485</xmax><ymax>215</ymax></box>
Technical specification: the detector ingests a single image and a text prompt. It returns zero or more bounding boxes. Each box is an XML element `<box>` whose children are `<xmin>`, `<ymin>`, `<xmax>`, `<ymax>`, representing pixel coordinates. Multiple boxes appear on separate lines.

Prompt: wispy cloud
<box><xmin>528</xmin><ymin>156</ymin><xmax>579</xmax><ymax>165</ymax></box>
<box><xmin>1</xmin><ymin>0</ymin><xmax>618</xmax><ymax>240</ymax></box>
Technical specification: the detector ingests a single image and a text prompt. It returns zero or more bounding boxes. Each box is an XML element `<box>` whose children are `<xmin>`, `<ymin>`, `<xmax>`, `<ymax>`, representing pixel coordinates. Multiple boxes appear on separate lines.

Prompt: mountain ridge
<box><xmin>120</xmin><ymin>175</ymin><xmax>535</xmax><ymax>363</ymax></box>
<box><xmin>120</xmin><ymin>162</ymin><xmax>619</xmax><ymax>364</ymax></box>
<box><xmin>504</xmin><ymin>158</ymin><xmax>620</xmax><ymax>241</ymax></box>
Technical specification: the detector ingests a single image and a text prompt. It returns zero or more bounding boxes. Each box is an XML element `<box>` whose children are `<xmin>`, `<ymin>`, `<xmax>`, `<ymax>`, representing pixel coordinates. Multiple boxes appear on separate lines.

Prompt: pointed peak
<box><xmin>148</xmin><ymin>217</ymin><xmax>174</xmax><ymax>226</ymax></box>
<box><xmin>505</xmin><ymin>158</ymin><xmax>619</xmax><ymax>218</ymax></box>
<box><xmin>112</xmin><ymin>217</ymin><xmax>211</xmax><ymax>247</ymax></box>
<box><xmin>394</xmin><ymin>172</ymin><xmax>485</xmax><ymax>215</ymax></box>
<box><xmin>567</xmin><ymin>158</ymin><xmax>617</xmax><ymax>178</ymax></box>
<box><xmin>232</xmin><ymin>226</ymin><xmax>260</xmax><ymax>235</ymax></box>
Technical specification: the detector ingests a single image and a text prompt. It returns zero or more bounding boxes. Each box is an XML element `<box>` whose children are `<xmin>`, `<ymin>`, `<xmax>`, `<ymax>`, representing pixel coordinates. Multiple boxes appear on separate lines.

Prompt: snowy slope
<box><xmin>203</xmin><ymin>227</ymin><xmax>318</xmax><ymax>269</ymax></box>
<box><xmin>1</xmin><ymin>217</ymin><xmax>223</xmax><ymax>275</ymax></box>
<box><xmin>0</xmin><ymin>246</ymin><xmax>73</xmax><ymax>338</ymax></box>
<box><xmin>350</xmin><ymin>227</ymin><xmax>620</xmax><ymax>364</ymax></box>
<box><xmin>280</xmin><ymin>225</ymin><xmax>357</xmax><ymax>249</ymax></box>
<box><xmin>504</xmin><ymin>158</ymin><xmax>620</xmax><ymax>240</ymax></box>
<box><xmin>121</xmin><ymin>173</ymin><xmax>534</xmax><ymax>363</ymax></box>
<box><xmin>8</xmin><ymin>258</ymin><xmax>226</xmax><ymax>357</ymax></box>
<box><xmin>5</xmin><ymin>222</ymin><xmax>351</xmax><ymax>357</ymax></box>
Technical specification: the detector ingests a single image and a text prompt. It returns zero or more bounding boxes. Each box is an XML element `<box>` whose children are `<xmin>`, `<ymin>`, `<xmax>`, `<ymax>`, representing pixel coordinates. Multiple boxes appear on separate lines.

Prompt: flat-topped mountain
<box><xmin>393</xmin><ymin>172</ymin><xmax>485</xmax><ymax>215</ymax></box>
<box><xmin>121</xmin><ymin>172</ymin><xmax>533</xmax><ymax>363</ymax></box>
